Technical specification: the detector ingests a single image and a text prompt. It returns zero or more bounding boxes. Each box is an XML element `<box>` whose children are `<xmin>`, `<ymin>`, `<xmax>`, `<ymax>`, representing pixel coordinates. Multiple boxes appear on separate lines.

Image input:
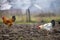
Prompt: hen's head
<box><xmin>37</xmin><ymin>25</ymin><xmax>42</xmax><ymax>29</ymax></box>
<box><xmin>37</xmin><ymin>25</ymin><xmax>44</xmax><ymax>30</ymax></box>
<box><xmin>2</xmin><ymin>16</ymin><xmax>5</xmax><ymax>19</ymax></box>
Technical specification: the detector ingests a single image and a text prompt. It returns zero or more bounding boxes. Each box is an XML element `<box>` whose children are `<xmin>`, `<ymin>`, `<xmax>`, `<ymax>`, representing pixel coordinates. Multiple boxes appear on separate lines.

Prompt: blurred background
<box><xmin>0</xmin><ymin>0</ymin><xmax>60</xmax><ymax>24</ymax></box>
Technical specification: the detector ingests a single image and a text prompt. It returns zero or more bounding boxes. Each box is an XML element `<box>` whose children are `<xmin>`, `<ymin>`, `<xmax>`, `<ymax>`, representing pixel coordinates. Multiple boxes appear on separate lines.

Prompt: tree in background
<box><xmin>26</xmin><ymin>8</ymin><xmax>31</xmax><ymax>22</ymax></box>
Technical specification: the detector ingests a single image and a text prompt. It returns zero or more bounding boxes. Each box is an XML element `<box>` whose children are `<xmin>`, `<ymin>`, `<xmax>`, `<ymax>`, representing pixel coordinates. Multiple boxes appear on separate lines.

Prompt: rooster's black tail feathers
<box><xmin>12</xmin><ymin>16</ymin><xmax>16</xmax><ymax>22</ymax></box>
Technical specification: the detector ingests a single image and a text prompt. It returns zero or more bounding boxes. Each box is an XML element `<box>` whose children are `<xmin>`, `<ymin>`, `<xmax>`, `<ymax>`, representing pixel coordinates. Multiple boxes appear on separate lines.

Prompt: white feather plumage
<box><xmin>39</xmin><ymin>23</ymin><xmax>53</xmax><ymax>31</ymax></box>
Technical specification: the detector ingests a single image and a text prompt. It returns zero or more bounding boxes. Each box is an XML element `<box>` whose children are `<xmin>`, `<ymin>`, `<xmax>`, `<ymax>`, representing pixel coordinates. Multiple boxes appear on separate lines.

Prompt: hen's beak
<box><xmin>37</xmin><ymin>25</ymin><xmax>40</xmax><ymax>29</ymax></box>
<box><xmin>2</xmin><ymin>16</ymin><xmax>4</xmax><ymax>19</ymax></box>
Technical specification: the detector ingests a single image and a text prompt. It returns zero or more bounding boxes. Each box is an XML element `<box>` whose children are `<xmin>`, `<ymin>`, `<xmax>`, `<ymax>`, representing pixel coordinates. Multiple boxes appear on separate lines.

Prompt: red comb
<box><xmin>2</xmin><ymin>16</ymin><xmax>5</xmax><ymax>19</ymax></box>
<box><xmin>37</xmin><ymin>25</ymin><xmax>40</xmax><ymax>29</ymax></box>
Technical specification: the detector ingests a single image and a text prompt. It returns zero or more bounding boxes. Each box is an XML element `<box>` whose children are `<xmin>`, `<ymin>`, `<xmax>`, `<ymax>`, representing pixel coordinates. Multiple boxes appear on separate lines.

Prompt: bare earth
<box><xmin>0</xmin><ymin>23</ymin><xmax>60</xmax><ymax>40</ymax></box>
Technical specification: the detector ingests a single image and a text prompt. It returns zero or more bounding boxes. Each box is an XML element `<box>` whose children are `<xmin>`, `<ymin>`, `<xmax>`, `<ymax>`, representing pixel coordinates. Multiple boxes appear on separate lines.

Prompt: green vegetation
<box><xmin>31</xmin><ymin>16</ymin><xmax>60</xmax><ymax>23</ymax></box>
<box><xmin>0</xmin><ymin>16</ymin><xmax>60</xmax><ymax>24</ymax></box>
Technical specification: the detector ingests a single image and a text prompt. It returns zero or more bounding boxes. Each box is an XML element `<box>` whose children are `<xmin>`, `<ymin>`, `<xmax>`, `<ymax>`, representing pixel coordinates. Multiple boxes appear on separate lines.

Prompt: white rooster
<box><xmin>38</xmin><ymin>20</ymin><xmax>55</xmax><ymax>35</ymax></box>
<box><xmin>37</xmin><ymin>20</ymin><xmax>55</xmax><ymax>35</ymax></box>
<box><xmin>38</xmin><ymin>23</ymin><xmax>53</xmax><ymax>31</ymax></box>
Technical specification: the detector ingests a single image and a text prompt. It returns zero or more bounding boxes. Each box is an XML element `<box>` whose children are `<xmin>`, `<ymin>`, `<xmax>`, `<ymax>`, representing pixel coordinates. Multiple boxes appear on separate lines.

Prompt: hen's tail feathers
<box><xmin>12</xmin><ymin>16</ymin><xmax>16</xmax><ymax>22</ymax></box>
<box><xmin>51</xmin><ymin>20</ymin><xmax>55</xmax><ymax>27</ymax></box>
<box><xmin>58</xmin><ymin>21</ymin><xmax>60</xmax><ymax>24</ymax></box>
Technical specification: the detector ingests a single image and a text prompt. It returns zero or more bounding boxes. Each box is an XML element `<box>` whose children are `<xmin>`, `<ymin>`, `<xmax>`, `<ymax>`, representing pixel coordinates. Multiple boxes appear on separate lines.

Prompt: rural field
<box><xmin>0</xmin><ymin>15</ymin><xmax>60</xmax><ymax>40</ymax></box>
<box><xmin>0</xmin><ymin>8</ymin><xmax>60</xmax><ymax>40</ymax></box>
<box><xmin>0</xmin><ymin>0</ymin><xmax>60</xmax><ymax>40</ymax></box>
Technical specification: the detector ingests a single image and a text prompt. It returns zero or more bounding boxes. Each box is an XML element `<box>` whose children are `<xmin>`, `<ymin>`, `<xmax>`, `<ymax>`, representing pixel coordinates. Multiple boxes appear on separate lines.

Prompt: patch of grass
<box><xmin>15</xmin><ymin>21</ymin><xmax>37</xmax><ymax>24</ymax></box>
<box><xmin>0</xmin><ymin>22</ymin><xmax>2</xmax><ymax>24</ymax></box>
<box><xmin>35</xmin><ymin>16</ymin><xmax>60</xmax><ymax>23</ymax></box>
<box><xmin>0</xmin><ymin>16</ymin><xmax>60</xmax><ymax>24</ymax></box>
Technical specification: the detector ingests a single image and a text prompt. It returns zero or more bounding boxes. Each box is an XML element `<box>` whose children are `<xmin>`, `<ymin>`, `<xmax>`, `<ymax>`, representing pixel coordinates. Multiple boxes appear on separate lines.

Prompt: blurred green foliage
<box><xmin>0</xmin><ymin>16</ymin><xmax>60</xmax><ymax>24</ymax></box>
